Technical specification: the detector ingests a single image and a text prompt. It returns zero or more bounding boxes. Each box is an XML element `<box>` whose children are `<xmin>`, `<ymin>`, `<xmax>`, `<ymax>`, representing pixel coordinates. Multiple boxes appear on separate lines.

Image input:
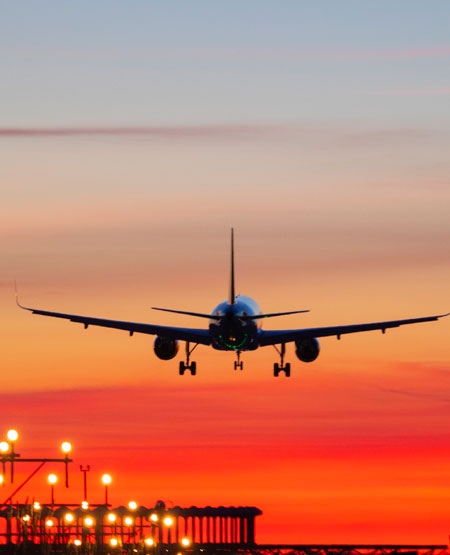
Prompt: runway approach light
<box><xmin>102</xmin><ymin>473</ymin><xmax>112</xmax><ymax>485</ymax></box>
<box><xmin>74</xmin><ymin>539</ymin><xmax>82</xmax><ymax>546</ymax></box>
<box><xmin>163</xmin><ymin>516</ymin><xmax>174</xmax><ymax>527</ymax></box>
<box><xmin>0</xmin><ymin>475</ymin><xmax>3</xmax><ymax>485</ymax></box>
<box><xmin>124</xmin><ymin>516</ymin><xmax>133</xmax><ymax>526</ymax></box>
<box><xmin>0</xmin><ymin>442</ymin><xmax>9</xmax><ymax>453</ymax></box>
<box><xmin>61</xmin><ymin>442</ymin><xmax>72</xmax><ymax>454</ymax></box>
<box><xmin>84</xmin><ymin>516</ymin><xmax>94</xmax><ymax>527</ymax></box>
<box><xmin>150</xmin><ymin>513</ymin><xmax>158</xmax><ymax>522</ymax></box>
<box><xmin>64</xmin><ymin>513</ymin><xmax>74</xmax><ymax>523</ymax></box>
<box><xmin>128</xmin><ymin>500</ymin><xmax>138</xmax><ymax>510</ymax></box>
<box><xmin>22</xmin><ymin>515</ymin><xmax>30</xmax><ymax>522</ymax></box>
<box><xmin>7</xmin><ymin>430</ymin><xmax>18</xmax><ymax>442</ymax></box>
<box><xmin>45</xmin><ymin>519</ymin><xmax>54</xmax><ymax>527</ymax></box>
<box><xmin>107</xmin><ymin>513</ymin><xmax>117</xmax><ymax>523</ymax></box>
<box><xmin>81</xmin><ymin>501</ymin><xmax>89</xmax><ymax>510</ymax></box>
<box><xmin>110</xmin><ymin>538</ymin><xmax>119</xmax><ymax>547</ymax></box>
<box><xmin>33</xmin><ymin>502</ymin><xmax>41</xmax><ymax>510</ymax></box>
<box><xmin>181</xmin><ymin>538</ymin><xmax>191</xmax><ymax>547</ymax></box>
<box><xmin>145</xmin><ymin>538</ymin><xmax>154</xmax><ymax>546</ymax></box>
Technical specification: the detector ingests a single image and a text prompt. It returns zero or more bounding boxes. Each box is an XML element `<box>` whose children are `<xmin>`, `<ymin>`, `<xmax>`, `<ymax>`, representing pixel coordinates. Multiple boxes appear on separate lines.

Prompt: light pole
<box><xmin>60</xmin><ymin>442</ymin><xmax>72</xmax><ymax>487</ymax></box>
<box><xmin>80</xmin><ymin>465</ymin><xmax>90</xmax><ymax>502</ymax></box>
<box><xmin>47</xmin><ymin>473</ymin><xmax>57</xmax><ymax>505</ymax></box>
<box><xmin>7</xmin><ymin>430</ymin><xmax>18</xmax><ymax>482</ymax></box>
<box><xmin>102</xmin><ymin>474</ymin><xmax>112</xmax><ymax>505</ymax></box>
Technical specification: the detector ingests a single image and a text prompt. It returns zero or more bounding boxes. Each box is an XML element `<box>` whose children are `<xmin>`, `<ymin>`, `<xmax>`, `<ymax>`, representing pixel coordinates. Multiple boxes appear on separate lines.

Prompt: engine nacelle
<box><xmin>295</xmin><ymin>337</ymin><xmax>320</xmax><ymax>363</ymax></box>
<box><xmin>153</xmin><ymin>336</ymin><xmax>180</xmax><ymax>360</ymax></box>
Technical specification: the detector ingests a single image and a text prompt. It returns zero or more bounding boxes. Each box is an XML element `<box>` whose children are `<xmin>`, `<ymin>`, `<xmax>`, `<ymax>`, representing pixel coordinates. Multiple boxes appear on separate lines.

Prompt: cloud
<box><xmin>369</xmin><ymin>86</ymin><xmax>450</xmax><ymax>96</ymax></box>
<box><xmin>0</xmin><ymin>124</ymin><xmax>291</xmax><ymax>140</ymax></box>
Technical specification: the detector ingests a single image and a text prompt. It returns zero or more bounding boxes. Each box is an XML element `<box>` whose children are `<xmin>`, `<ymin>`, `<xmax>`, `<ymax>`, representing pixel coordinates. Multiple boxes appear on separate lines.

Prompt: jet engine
<box><xmin>153</xmin><ymin>336</ymin><xmax>180</xmax><ymax>360</ymax></box>
<box><xmin>295</xmin><ymin>337</ymin><xmax>320</xmax><ymax>363</ymax></box>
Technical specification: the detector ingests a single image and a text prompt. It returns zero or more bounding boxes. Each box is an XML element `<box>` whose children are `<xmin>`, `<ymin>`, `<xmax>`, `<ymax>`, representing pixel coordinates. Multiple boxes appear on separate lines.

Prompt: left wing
<box><xmin>17</xmin><ymin>300</ymin><xmax>211</xmax><ymax>346</ymax></box>
<box><xmin>258</xmin><ymin>313</ymin><xmax>449</xmax><ymax>346</ymax></box>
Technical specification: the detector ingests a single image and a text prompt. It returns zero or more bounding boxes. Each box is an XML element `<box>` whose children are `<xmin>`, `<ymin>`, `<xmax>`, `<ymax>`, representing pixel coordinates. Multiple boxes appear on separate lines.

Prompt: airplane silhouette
<box><xmin>16</xmin><ymin>230</ymin><xmax>448</xmax><ymax>377</ymax></box>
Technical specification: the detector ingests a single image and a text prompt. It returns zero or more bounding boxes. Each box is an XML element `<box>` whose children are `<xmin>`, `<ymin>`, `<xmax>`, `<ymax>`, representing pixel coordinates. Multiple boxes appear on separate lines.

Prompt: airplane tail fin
<box><xmin>229</xmin><ymin>228</ymin><xmax>235</xmax><ymax>305</ymax></box>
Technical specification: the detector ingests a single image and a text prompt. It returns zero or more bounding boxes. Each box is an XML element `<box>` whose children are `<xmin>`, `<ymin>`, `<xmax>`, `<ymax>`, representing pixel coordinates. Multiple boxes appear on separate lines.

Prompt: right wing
<box><xmin>258</xmin><ymin>313</ymin><xmax>449</xmax><ymax>346</ymax></box>
<box><xmin>17</xmin><ymin>299</ymin><xmax>211</xmax><ymax>346</ymax></box>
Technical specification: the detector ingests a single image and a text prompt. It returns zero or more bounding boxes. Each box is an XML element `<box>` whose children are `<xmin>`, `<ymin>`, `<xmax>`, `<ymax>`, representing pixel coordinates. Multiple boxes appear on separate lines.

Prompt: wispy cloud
<box><xmin>0</xmin><ymin>124</ymin><xmax>290</xmax><ymax>140</ymax></box>
<box><xmin>370</xmin><ymin>86</ymin><xmax>450</xmax><ymax>96</ymax></box>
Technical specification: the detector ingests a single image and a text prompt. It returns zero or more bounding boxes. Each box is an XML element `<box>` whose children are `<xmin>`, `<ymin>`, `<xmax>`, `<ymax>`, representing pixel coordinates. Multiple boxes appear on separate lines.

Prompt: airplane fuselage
<box><xmin>209</xmin><ymin>295</ymin><xmax>262</xmax><ymax>351</ymax></box>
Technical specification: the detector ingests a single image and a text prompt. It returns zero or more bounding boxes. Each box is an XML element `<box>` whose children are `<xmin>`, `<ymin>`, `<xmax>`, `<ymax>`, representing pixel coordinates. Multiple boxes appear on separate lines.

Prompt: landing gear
<box><xmin>234</xmin><ymin>351</ymin><xmax>243</xmax><ymax>371</ymax></box>
<box><xmin>272</xmin><ymin>343</ymin><xmax>291</xmax><ymax>377</ymax></box>
<box><xmin>179</xmin><ymin>342</ymin><xmax>198</xmax><ymax>375</ymax></box>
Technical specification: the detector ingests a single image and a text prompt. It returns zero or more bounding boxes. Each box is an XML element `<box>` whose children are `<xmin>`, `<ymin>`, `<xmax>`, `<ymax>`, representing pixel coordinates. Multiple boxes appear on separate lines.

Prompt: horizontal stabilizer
<box><xmin>243</xmin><ymin>310</ymin><xmax>310</xmax><ymax>320</ymax></box>
<box><xmin>152</xmin><ymin>307</ymin><xmax>220</xmax><ymax>320</ymax></box>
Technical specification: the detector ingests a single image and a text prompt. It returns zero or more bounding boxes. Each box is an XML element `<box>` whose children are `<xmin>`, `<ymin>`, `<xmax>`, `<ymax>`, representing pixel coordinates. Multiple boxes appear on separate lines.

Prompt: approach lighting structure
<box><xmin>7</xmin><ymin>430</ymin><xmax>18</xmax><ymax>443</ymax></box>
<box><xmin>0</xmin><ymin>442</ymin><xmax>9</xmax><ymax>453</ymax></box>
<box><xmin>124</xmin><ymin>516</ymin><xmax>133</xmax><ymax>527</ymax></box>
<box><xmin>84</xmin><ymin>516</ymin><xmax>94</xmax><ymax>527</ymax></box>
<box><xmin>164</xmin><ymin>516</ymin><xmax>174</xmax><ymax>527</ymax></box>
<box><xmin>181</xmin><ymin>538</ymin><xmax>191</xmax><ymax>547</ymax></box>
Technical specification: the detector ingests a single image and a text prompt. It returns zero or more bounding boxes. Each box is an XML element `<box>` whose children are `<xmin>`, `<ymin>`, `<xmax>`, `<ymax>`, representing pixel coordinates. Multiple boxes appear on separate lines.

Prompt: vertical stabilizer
<box><xmin>229</xmin><ymin>228</ymin><xmax>236</xmax><ymax>305</ymax></box>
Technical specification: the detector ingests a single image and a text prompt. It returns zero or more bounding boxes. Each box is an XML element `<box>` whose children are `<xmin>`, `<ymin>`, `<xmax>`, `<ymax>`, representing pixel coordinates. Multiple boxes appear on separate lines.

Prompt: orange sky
<box><xmin>1</xmin><ymin>128</ymin><xmax>449</xmax><ymax>545</ymax></box>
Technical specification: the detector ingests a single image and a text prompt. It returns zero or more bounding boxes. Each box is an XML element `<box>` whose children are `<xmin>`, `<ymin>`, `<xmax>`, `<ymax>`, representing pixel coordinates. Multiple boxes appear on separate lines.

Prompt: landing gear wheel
<box><xmin>285</xmin><ymin>362</ymin><xmax>291</xmax><ymax>377</ymax></box>
<box><xmin>179</xmin><ymin>361</ymin><xmax>186</xmax><ymax>376</ymax></box>
<box><xmin>234</xmin><ymin>361</ymin><xmax>243</xmax><ymax>370</ymax></box>
<box><xmin>190</xmin><ymin>361</ymin><xmax>197</xmax><ymax>376</ymax></box>
<box><xmin>273</xmin><ymin>363</ymin><xmax>280</xmax><ymax>377</ymax></box>
<box><xmin>273</xmin><ymin>344</ymin><xmax>291</xmax><ymax>377</ymax></box>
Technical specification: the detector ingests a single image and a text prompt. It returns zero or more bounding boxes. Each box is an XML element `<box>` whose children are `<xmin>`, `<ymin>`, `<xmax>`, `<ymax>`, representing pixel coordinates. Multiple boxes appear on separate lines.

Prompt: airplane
<box><xmin>16</xmin><ymin>230</ymin><xmax>448</xmax><ymax>377</ymax></box>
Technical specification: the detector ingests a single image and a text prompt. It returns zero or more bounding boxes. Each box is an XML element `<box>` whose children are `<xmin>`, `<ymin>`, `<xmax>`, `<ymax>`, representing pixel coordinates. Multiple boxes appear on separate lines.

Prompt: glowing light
<box><xmin>150</xmin><ymin>513</ymin><xmax>158</xmax><ymax>522</ymax></box>
<box><xmin>107</xmin><ymin>513</ymin><xmax>117</xmax><ymax>523</ymax></box>
<box><xmin>145</xmin><ymin>538</ymin><xmax>154</xmax><ymax>546</ymax></box>
<box><xmin>74</xmin><ymin>539</ymin><xmax>82</xmax><ymax>546</ymax></box>
<box><xmin>7</xmin><ymin>430</ymin><xmax>18</xmax><ymax>442</ymax></box>
<box><xmin>128</xmin><ymin>500</ymin><xmax>138</xmax><ymax>510</ymax></box>
<box><xmin>84</xmin><ymin>516</ymin><xmax>94</xmax><ymax>527</ymax></box>
<box><xmin>61</xmin><ymin>441</ymin><xmax>72</xmax><ymax>454</ymax></box>
<box><xmin>22</xmin><ymin>515</ymin><xmax>30</xmax><ymax>522</ymax></box>
<box><xmin>101</xmin><ymin>473</ymin><xmax>112</xmax><ymax>485</ymax></box>
<box><xmin>110</xmin><ymin>538</ymin><xmax>119</xmax><ymax>547</ymax></box>
<box><xmin>163</xmin><ymin>516</ymin><xmax>174</xmax><ymax>527</ymax></box>
<box><xmin>0</xmin><ymin>475</ymin><xmax>3</xmax><ymax>485</ymax></box>
<box><xmin>181</xmin><ymin>538</ymin><xmax>191</xmax><ymax>547</ymax></box>
<box><xmin>124</xmin><ymin>516</ymin><xmax>133</xmax><ymax>526</ymax></box>
<box><xmin>33</xmin><ymin>502</ymin><xmax>41</xmax><ymax>510</ymax></box>
<box><xmin>64</xmin><ymin>513</ymin><xmax>74</xmax><ymax>523</ymax></box>
<box><xmin>45</xmin><ymin>518</ymin><xmax>54</xmax><ymax>527</ymax></box>
<box><xmin>81</xmin><ymin>501</ymin><xmax>89</xmax><ymax>510</ymax></box>
<box><xmin>0</xmin><ymin>442</ymin><xmax>9</xmax><ymax>453</ymax></box>
<box><xmin>47</xmin><ymin>474</ymin><xmax>57</xmax><ymax>485</ymax></box>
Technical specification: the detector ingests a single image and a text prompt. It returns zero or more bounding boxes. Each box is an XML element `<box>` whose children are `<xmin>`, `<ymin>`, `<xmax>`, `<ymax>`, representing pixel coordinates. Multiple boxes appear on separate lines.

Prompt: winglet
<box><xmin>14</xmin><ymin>280</ymin><xmax>29</xmax><ymax>311</ymax></box>
<box><xmin>229</xmin><ymin>228</ymin><xmax>235</xmax><ymax>305</ymax></box>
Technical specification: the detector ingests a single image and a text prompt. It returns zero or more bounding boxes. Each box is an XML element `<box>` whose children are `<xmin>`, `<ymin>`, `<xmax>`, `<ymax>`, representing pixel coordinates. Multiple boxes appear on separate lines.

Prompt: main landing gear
<box><xmin>234</xmin><ymin>351</ymin><xmax>243</xmax><ymax>371</ymax></box>
<box><xmin>179</xmin><ymin>342</ymin><xmax>198</xmax><ymax>375</ymax></box>
<box><xmin>273</xmin><ymin>343</ymin><xmax>290</xmax><ymax>377</ymax></box>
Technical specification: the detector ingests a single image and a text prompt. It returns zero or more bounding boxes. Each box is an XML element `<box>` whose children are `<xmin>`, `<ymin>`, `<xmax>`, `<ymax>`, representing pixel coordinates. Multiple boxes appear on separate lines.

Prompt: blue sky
<box><xmin>1</xmin><ymin>1</ymin><xmax>449</xmax><ymax>126</ymax></box>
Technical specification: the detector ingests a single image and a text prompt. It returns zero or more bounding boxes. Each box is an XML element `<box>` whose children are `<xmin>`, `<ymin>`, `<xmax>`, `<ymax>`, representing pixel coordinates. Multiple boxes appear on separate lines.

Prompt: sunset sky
<box><xmin>1</xmin><ymin>1</ymin><xmax>450</xmax><ymax>545</ymax></box>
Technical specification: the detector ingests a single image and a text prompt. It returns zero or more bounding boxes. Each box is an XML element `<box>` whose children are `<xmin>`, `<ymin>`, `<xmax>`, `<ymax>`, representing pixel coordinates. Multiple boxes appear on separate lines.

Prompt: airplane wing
<box><xmin>17</xmin><ymin>302</ymin><xmax>211</xmax><ymax>346</ymax></box>
<box><xmin>258</xmin><ymin>313</ymin><xmax>449</xmax><ymax>346</ymax></box>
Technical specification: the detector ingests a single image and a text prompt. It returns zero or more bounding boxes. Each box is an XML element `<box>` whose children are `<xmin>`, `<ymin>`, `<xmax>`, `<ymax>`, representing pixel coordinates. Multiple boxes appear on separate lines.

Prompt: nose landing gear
<box><xmin>273</xmin><ymin>343</ymin><xmax>291</xmax><ymax>377</ymax></box>
<box><xmin>234</xmin><ymin>351</ymin><xmax>243</xmax><ymax>371</ymax></box>
<box><xmin>179</xmin><ymin>342</ymin><xmax>198</xmax><ymax>375</ymax></box>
